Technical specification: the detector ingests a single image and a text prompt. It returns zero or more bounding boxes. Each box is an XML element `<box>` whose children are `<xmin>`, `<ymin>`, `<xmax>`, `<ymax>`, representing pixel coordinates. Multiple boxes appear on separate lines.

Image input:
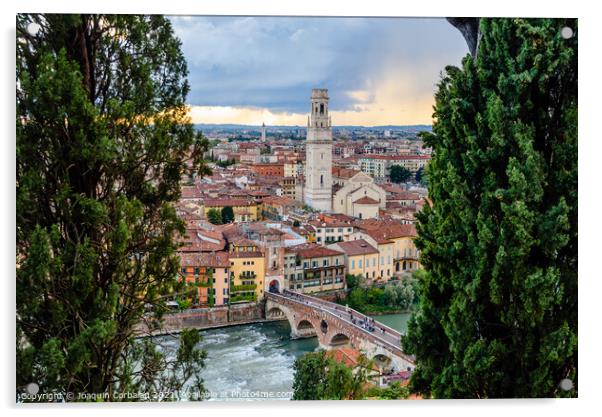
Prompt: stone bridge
<box><xmin>265</xmin><ymin>290</ymin><xmax>415</xmax><ymax>373</ymax></box>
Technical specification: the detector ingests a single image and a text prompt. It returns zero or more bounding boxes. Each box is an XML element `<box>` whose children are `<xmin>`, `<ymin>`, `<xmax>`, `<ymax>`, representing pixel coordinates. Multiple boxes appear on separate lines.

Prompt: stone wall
<box><xmin>136</xmin><ymin>302</ymin><xmax>265</xmax><ymax>336</ymax></box>
<box><xmin>313</xmin><ymin>289</ymin><xmax>347</xmax><ymax>303</ymax></box>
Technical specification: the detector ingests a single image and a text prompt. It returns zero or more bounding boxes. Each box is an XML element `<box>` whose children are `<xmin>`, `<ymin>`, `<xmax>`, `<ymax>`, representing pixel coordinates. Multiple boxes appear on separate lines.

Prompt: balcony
<box><xmin>238</xmin><ymin>272</ymin><xmax>257</xmax><ymax>279</ymax></box>
<box><xmin>230</xmin><ymin>293</ymin><xmax>257</xmax><ymax>303</ymax></box>
<box><xmin>231</xmin><ymin>283</ymin><xmax>257</xmax><ymax>292</ymax></box>
<box><xmin>394</xmin><ymin>254</ymin><xmax>419</xmax><ymax>261</ymax></box>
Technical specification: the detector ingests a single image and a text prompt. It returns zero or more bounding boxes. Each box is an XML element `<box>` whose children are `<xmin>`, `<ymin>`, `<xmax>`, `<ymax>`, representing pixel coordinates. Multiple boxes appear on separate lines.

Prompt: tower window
<box><xmin>320</xmin><ymin>103</ymin><xmax>324</xmax><ymax>114</ymax></box>
<box><xmin>320</xmin><ymin>174</ymin><xmax>324</xmax><ymax>186</ymax></box>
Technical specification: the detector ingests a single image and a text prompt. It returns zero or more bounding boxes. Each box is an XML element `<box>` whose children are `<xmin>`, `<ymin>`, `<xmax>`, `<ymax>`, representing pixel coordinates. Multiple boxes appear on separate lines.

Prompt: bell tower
<box><xmin>304</xmin><ymin>88</ymin><xmax>332</xmax><ymax>211</ymax></box>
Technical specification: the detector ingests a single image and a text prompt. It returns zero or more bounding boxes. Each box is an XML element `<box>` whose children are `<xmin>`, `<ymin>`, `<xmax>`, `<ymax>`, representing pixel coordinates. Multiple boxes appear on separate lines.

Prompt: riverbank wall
<box><xmin>135</xmin><ymin>301</ymin><xmax>266</xmax><ymax>336</ymax></box>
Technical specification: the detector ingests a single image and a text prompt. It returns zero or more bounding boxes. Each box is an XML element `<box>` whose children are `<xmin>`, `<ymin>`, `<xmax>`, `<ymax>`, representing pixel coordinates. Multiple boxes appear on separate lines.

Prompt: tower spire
<box><xmin>304</xmin><ymin>88</ymin><xmax>332</xmax><ymax>212</ymax></box>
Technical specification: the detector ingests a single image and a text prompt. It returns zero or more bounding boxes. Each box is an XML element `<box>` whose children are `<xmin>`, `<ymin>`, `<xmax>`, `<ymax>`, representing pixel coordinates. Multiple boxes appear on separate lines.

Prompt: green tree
<box><xmin>320</xmin><ymin>361</ymin><xmax>354</xmax><ymax>400</ymax></box>
<box><xmin>16</xmin><ymin>14</ymin><xmax>210</xmax><ymax>400</ymax></box>
<box><xmin>347</xmin><ymin>288</ymin><xmax>366</xmax><ymax>310</ymax></box>
<box><xmin>415</xmin><ymin>166</ymin><xmax>428</xmax><ymax>186</ymax></box>
<box><xmin>366</xmin><ymin>287</ymin><xmax>384</xmax><ymax>305</ymax></box>
<box><xmin>345</xmin><ymin>274</ymin><xmax>363</xmax><ymax>290</ymax></box>
<box><xmin>394</xmin><ymin>279</ymin><xmax>416</xmax><ymax>310</ymax></box>
<box><xmin>206</xmin><ymin>208</ymin><xmax>223</xmax><ymax>225</ymax></box>
<box><xmin>292</xmin><ymin>220</ymin><xmax>301</xmax><ymax>227</ymax></box>
<box><xmin>383</xmin><ymin>285</ymin><xmax>398</xmax><ymax>307</ymax></box>
<box><xmin>403</xmin><ymin>18</ymin><xmax>577</xmax><ymax>398</ymax></box>
<box><xmin>292</xmin><ymin>351</ymin><xmax>373</xmax><ymax>400</ymax></box>
<box><xmin>389</xmin><ymin>165</ymin><xmax>412</xmax><ymax>183</ymax></box>
<box><xmin>221</xmin><ymin>206</ymin><xmax>234</xmax><ymax>224</ymax></box>
<box><xmin>292</xmin><ymin>350</ymin><xmax>329</xmax><ymax>400</ymax></box>
<box><xmin>365</xmin><ymin>381</ymin><xmax>410</xmax><ymax>400</ymax></box>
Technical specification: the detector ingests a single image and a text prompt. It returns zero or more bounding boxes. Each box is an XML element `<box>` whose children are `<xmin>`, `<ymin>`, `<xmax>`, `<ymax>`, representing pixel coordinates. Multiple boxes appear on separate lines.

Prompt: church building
<box><xmin>333</xmin><ymin>171</ymin><xmax>386</xmax><ymax>219</ymax></box>
<box><xmin>303</xmin><ymin>88</ymin><xmax>385</xmax><ymax>219</ymax></box>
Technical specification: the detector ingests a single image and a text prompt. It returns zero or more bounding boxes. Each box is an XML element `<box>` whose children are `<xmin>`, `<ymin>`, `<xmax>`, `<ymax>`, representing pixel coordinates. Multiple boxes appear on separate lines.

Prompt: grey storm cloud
<box><xmin>169</xmin><ymin>16</ymin><xmax>469</xmax><ymax>114</ymax></box>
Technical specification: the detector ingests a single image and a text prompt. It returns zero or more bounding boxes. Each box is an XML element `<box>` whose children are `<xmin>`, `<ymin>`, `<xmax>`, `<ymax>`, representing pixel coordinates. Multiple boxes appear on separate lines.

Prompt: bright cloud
<box><xmin>171</xmin><ymin>16</ymin><xmax>469</xmax><ymax>126</ymax></box>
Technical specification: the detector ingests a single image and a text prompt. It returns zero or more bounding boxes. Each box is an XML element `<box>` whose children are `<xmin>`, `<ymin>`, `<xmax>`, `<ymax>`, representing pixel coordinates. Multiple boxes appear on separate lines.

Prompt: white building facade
<box><xmin>304</xmin><ymin>89</ymin><xmax>333</xmax><ymax>211</ymax></box>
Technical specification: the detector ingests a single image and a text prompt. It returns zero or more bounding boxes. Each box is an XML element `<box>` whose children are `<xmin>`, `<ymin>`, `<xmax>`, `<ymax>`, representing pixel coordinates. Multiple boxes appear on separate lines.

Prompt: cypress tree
<box><xmin>17</xmin><ymin>14</ymin><xmax>211</xmax><ymax>399</ymax></box>
<box><xmin>402</xmin><ymin>18</ymin><xmax>577</xmax><ymax>398</ymax></box>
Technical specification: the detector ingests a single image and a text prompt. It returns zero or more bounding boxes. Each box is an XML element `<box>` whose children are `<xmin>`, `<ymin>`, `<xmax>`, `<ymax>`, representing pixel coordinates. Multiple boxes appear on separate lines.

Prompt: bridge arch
<box><xmin>266</xmin><ymin>306</ymin><xmax>286</xmax><ymax>320</ymax></box>
<box><xmin>265</xmin><ymin>304</ymin><xmax>296</xmax><ymax>335</ymax></box>
<box><xmin>329</xmin><ymin>333</ymin><xmax>351</xmax><ymax>348</ymax></box>
<box><xmin>372</xmin><ymin>353</ymin><xmax>394</xmax><ymax>372</ymax></box>
<box><xmin>265</xmin><ymin>291</ymin><xmax>415</xmax><ymax>372</ymax></box>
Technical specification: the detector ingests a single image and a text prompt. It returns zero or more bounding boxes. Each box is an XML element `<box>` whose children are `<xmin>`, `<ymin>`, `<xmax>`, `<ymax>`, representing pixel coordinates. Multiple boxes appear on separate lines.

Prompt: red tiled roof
<box><xmin>331</xmin><ymin>239</ymin><xmax>378</xmax><ymax>256</ymax></box>
<box><xmin>285</xmin><ymin>243</ymin><xmax>343</xmax><ymax>259</ymax></box>
<box><xmin>261</xmin><ymin>195</ymin><xmax>297</xmax><ymax>206</ymax></box>
<box><xmin>327</xmin><ymin>348</ymin><xmax>379</xmax><ymax>372</ymax></box>
<box><xmin>180</xmin><ymin>186</ymin><xmax>203</xmax><ymax>199</ymax></box>
<box><xmin>229</xmin><ymin>251</ymin><xmax>264</xmax><ymax>259</ymax></box>
<box><xmin>179</xmin><ymin>251</ymin><xmax>230</xmax><ymax>268</ymax></box>
<box><xmin>177</xmin><ymin>228</ymin><xmax>226</xmax><ymax>252</ymax></box>
<box><xmin>332</xmin><ymin>167</ymin><xmax>361</xmax><ymax>179</ymax></box>
<box><xmin>353</xmin><ymin>196</ymin><xmax>379</xmax><ymax>205</ymax></box>
<box><xmin>357</xmin><ymin>219</ymin><xmax>417</xmax><ymax>240</ymax></box>
<box><xmin>203</xmin><ymin>198</ymin><xmax>256</xmax><ymax>207</ymax></box>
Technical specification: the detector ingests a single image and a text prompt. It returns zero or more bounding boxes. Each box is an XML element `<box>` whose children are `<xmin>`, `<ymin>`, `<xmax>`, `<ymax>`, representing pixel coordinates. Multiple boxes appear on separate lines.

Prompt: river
<box><xmin>170</xmin><ymin>312</ymin><xmax>412</xmax><ymax>401</ymax></box>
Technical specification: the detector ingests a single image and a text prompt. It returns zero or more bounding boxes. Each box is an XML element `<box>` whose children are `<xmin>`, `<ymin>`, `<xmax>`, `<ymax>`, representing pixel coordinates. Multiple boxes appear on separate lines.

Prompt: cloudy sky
<box><xmin>169</xmin><ymin>16</ymin><xmax>469</xmax><ymax>126</ymax></box>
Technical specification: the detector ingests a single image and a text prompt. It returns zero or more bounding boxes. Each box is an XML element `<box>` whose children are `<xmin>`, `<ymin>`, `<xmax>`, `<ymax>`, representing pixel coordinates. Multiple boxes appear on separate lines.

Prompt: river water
<box><xmin>169</xmin><ymin>312</ymin><xmax>411</xmax><ymax>401</ymax></box>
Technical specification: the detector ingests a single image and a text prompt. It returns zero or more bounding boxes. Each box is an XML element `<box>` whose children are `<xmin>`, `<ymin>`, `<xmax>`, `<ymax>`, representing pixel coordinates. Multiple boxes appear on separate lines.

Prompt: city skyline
<box><xmin>170</xmin><ymin>16</ymin><xmax>469</xmax><ymax>126</ymax></box>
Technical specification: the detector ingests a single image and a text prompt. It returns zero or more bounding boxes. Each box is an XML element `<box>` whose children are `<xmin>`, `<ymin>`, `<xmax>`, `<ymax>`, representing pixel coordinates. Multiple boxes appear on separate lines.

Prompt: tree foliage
<box><xmin>292</xmin><ymin>350</ymin><xmax>374</xmax><ymax>400</ymax></box>
<box><xmin>389</xmin><ymin>165</ymin><xmax>412</xmax><ymax>183</ymax></box>
<box><xmin>16</xmin><ymin>14</ymin><xmax>210</xmax><ymax>400</ymax></box>
<box><xmin>415</xmin><ymin>166</ymin><xmax>428</xmax><ymax>186</ymax></box>
<box><xmin>221</xmin><ymin>206</ymin><xmax>234</xmax><ymax>224</ymax></box>
<box><xmin>402</xmin><ymin>18</ymin><xmax>577</xmax><ymax>398</ymax></box>
<box><xmin>346</xmin><ymin>280</ymin><xmax>417</xmax><ymax>314</ymax></box>
<box><xmin>365</xmin><ymin>381</ymin><xmax>410</xmax><ymax>400</ymax></box>
<box><xmin>206</xmin><ymin>208</ymin><xmax>222</xmax><ymax>225</ymax></box>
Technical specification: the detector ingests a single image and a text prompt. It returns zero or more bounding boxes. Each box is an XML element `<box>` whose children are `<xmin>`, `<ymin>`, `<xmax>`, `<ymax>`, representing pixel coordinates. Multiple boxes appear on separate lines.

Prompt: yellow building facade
<box><xmin>328</xmin><ymin>239</ymin><xmax>381</xmax><ymax>282</ymax></box>
<box><xmin>228</xmin><ymin>241</ymin><xmax>265</xmax><ymax>302</ymax></box>
<box><xmin>203</xmin><ymin>198</ymin><xmax>259</xmax><ymax>222</ymax></box>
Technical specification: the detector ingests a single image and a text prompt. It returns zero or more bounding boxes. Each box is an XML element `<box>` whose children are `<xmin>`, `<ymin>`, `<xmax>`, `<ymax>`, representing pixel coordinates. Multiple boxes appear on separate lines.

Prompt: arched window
<box><xmin>320</xmin><ymin>174</ymin><xmax>324</xmax><ymax>186</ymax></box>
<box><xmin>320</xmin><ymin>103</ymin><xmax>324</xmax><ymax>114</ymax></box>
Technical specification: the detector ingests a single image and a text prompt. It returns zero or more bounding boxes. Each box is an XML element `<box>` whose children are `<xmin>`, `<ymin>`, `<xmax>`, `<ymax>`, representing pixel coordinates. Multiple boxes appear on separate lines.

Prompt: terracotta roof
<box><xmin>229</xmin><ymin>251</ymin><xmax>264</xmax><ymax>259</ymax></box>
<box><xmin>179</xmin><ymin>251</ymin><xmax>230</xmax><ymax>268</ymax></box>
<box><xmin>203</xmin><ymin>198</ymin><xmax>256</xmax><ymax>207</ymax></box>
<box><xmin>308</xmin><ymin>219</ymin><xmax>355</xmax><ymax>229</ymax></box>
<box><xmin>261</xmin><ymin>195</ymin><xmax>297</xmax><ymax>206</ymax></box>
<box><xmin>388</xmin><ymin>191</ymin><xmax>421</xmax><ymax>200</ymax></box>
<box><xmin>331</xmin><ymin>239</ymin><xmax>378</xmax><ymax>256</ymax></box>
<box><xmin>228</xmin><ymin>236</ymin><xmax>258</xmax><ymax>247</ymax></box>
<box><xmin>357</xmin><ymin>219</ymin><xmax>417</xmax><ymax>239</ymax></box>
<box><xmin>177</xmin><ymin>228</ymin><xmax>226</xmax><ymax>252</ymax></box>
<box><xmin>180</xmin><ymin>186</ymin><xmax>202</xmax><ymax>199</ymax></box>
<box><xmin>285</xmin><ymin>243</ymin><xmax>343</xmax><ymax>259</ymax></box>
<box><xmin>353</xmin><ymin>196</ymin><xmax>379</xmax><ymax>205</ymax></box>
<box><xmin>332</xmin><ymin>167</ymin><xmax>361</xmax><ymax>179</ymax></box>
<box><xmin>327</xmin><ymin>348</ymin><xmax>379</xmax><ymax>372</ymax></box>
